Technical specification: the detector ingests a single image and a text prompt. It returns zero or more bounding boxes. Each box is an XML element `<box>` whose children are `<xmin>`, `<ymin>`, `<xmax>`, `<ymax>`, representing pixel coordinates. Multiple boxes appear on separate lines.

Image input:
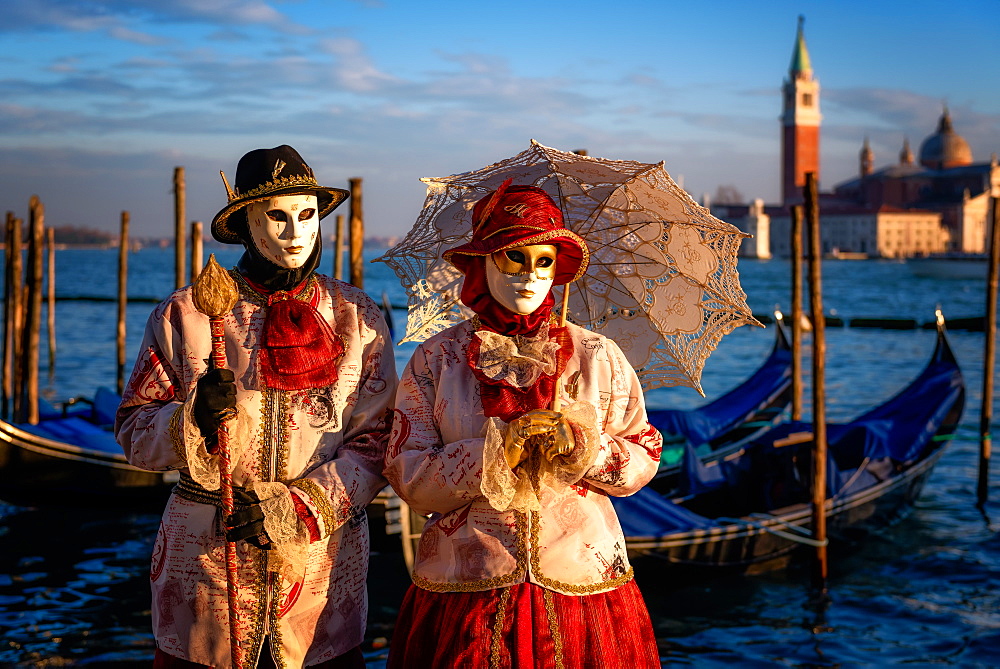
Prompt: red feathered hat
<box><xmin>443</xmin><ymin>179</ymin><xmax>589</xmax><ymax>285</ymax></box>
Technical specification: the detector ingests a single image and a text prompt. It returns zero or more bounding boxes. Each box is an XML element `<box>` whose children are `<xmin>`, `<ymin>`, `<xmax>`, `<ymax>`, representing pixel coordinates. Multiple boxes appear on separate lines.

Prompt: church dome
<box><xmin>919</xmin><ymin>109</ymin><xmax>972</xmax><ymax>169</ymax></box>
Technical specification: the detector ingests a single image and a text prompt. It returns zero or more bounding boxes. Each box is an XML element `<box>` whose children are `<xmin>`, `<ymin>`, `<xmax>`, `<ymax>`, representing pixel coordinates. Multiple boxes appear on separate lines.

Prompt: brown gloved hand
<box><xmin>503</xmin><ymin>410</ymin><xmax>576</xmax><ymax>470</ymax></box>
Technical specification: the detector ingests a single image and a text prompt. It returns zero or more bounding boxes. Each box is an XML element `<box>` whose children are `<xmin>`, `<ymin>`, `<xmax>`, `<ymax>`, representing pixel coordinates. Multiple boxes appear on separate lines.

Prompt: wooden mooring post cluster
<box><xmin>3</xmin><ymin>197</ymin><xmax>56</xmax><ymax>424</ymax></box>
<box><xmin>2</xmin><ymin>165</ymin><xmax>370</xmax><ymax>425</ymax></box>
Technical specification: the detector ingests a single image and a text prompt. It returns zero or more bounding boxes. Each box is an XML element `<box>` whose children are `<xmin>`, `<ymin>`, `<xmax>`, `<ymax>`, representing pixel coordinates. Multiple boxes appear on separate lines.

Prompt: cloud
<box><xmin>819</xmin><ymin>86</ymin><xmax>1000</xmax><ymax>165</ymax></box>
<box><xmin>321</xmin><ymin>37</ymin><xmax>400</xmax><ymax>93</ymax></box>
<box><xmin>2</xmin><ymin>0</ymin><xmax>305</xmax><ymax>40</ymax></box>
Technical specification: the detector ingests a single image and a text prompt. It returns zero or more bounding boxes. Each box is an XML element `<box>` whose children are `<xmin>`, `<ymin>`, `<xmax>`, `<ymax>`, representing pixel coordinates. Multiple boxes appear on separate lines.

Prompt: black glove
<box><xmin>225</xmin><ymin>487</ymin><xmax>272</xmax><ymax>549</ymax></box>
<box><xmin>194</xmin><ymin>368</ymin><xmax>236</xmax><ymax>452</ymax></box>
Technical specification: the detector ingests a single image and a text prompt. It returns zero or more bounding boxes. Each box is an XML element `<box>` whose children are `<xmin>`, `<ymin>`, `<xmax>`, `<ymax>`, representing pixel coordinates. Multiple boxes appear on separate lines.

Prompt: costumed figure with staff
<box><xmin>116</xmin><ymin>145</ymin><xmax>398</xmax><ymax>668</ymax></box>
<box><xmin>383</xmin><ymin>181</ymin><xmax>663</xmax><ymax>668</ymax></box>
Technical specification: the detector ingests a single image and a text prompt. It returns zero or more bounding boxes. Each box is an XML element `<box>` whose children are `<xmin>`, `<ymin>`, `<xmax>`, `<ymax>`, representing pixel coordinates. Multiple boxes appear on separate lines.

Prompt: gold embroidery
<box><xmin>234</xmin><ymin>174</ymin><xmax>319</xmax><ymax>201</ymax></box>
<box><xmin>168</xmin><ymin>403</ymin><xmax>186</xmax><ymax>464</ymax></box>
<box><xmin>268</xmin><ymin>569</ymin><xmax>289</xmax><ymax>668</ymax></box>
<box><xmin>527</xmin><ymin>461</ymin><xmax>634</xmax><ymax>594</ymax></box>
<box><xmin>230</xmin><ymin>269</ymin><xmax>317</xmax><ymax>307</ymax></box>
<box><xmin>240</xmin><ymin>546</ymin><xmax>270</xmax><ymax>665</ymax></box>
<box><xmin>272</xmin><ymin>159</ymin><xmax>286</xmax><ymax>179</ymax></box>
<box><xmin>410</xmin><ymin>512</ymin><xmax>528</xmax><ymax>593</ymax></box>
<box><xmin>503</xmin><ymin>203</ymin><xmax>530</xmax><ymax>217</ymax></box>
<box><xmin>275</xmin><ymin>390</ymin><xmax>290</xmax><ymax>481</ymax></box>
<box><xmin>289</xmin><ymin>477</ymin><xmax>337</xmax><ymax>532</ymax></box>
<box><xmin>489</xmin><ymin>587</ymin><xmax>511</xmax><ymax>669</ymax></box>
<box><xmin>481</xmin><ymin>224</ymin><xmax>547</xmax><ymax>240</ymax></box>
<box><xmin>543</xmin><ymin>588</ymin><xmax>564</xmax><ymax>669</ymax></box>
<box><xmin>258</xmin><ymin>385</ymin><xmax>275</xmax><ymax>480</ymax></box>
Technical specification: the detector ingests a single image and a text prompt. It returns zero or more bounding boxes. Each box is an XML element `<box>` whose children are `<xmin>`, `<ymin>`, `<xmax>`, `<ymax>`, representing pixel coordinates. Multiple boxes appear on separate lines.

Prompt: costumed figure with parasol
<box><xmin>382</xmin><ymin>181</ymin><xmax>663</xmax><ymax>668</ymax></box>
<box><xmin>115</xmin><ymin>145</ymin><xmax>398</xmax><ymax>668</ymax></box>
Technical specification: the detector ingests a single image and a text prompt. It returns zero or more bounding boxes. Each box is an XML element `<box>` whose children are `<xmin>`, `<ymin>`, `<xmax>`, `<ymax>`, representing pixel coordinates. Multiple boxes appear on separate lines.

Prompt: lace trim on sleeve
<box><xmin>181</xmin><ymin>394</ymin><xmax>254</xmax><ymax>491</ymax></box>
<box><xmin>482</xmin><ymin>417</ymin><xmax>536</xmax><ymax>512</ymax></box>
<box><xmin>252</xmin><ymin>480</ymin><xmax>310</xmax><ymax>583</ymax></box>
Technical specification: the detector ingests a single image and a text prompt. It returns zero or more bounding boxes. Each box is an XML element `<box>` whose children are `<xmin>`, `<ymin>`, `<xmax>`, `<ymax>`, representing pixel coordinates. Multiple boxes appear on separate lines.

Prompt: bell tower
<box><xmin>780</xmin><ymin>16</ymin><xmax>821</xmax><ymax>205</ymax></box>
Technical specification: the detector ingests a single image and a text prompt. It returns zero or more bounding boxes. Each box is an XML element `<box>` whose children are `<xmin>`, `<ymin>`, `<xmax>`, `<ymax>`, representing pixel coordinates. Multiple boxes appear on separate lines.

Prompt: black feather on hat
<box><xmin>211</xmin><ymin>145</ymin><xmax>350</xmax><ymax>244</ymax></box>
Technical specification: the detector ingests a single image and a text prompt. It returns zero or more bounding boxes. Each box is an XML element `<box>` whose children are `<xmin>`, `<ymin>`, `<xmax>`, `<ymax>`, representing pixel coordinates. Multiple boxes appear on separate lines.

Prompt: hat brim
<box><xmin>211</xmin><ymin>186</ymin><xmax>350</xmax><ymax>244</ymax></box>
<box><xmin>444</xmin><ymin>228</ymin><xmax>590</xmax><ymax>285</ymax></box>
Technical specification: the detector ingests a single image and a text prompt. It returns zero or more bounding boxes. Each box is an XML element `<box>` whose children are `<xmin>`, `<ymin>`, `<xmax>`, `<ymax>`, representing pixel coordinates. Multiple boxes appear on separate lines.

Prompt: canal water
<box><xmin>0</xmin><ymin>247</ymin><xmax>997</xmax><ymax>667</ymax></box>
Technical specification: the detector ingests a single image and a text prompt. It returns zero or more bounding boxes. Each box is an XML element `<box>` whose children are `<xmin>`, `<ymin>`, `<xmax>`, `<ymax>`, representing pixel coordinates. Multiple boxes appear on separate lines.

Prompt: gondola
<box><xmin>0</xmin><ymin>389</ymin><xmax>405</xmax><ymax>545</ymax></box>
<box><xmin>0</xmin><ymin>388</ymin><xmax>177</xmax><ymax>509</ymax></box>
<box><xmin>614</xmin><ymin>320</ymin><xmax>965</xmax><ymax>570</ymax></box>
<box><xmin>649</xmin><ymin>318</ymin><xmax>792</xmax><ymax>479</ymax></box>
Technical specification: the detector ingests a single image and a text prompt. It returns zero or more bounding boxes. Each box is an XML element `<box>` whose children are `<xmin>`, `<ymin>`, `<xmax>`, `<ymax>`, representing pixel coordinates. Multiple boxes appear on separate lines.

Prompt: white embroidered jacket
<box><xmin>384</xmin><ymin>319</ymin><xmax>662</xmax><ymax>596</ymax></box>
<box><xmin>115</xmin><ymin>273</ymin><xmax>397</xmax><ymax>669</ymax></box>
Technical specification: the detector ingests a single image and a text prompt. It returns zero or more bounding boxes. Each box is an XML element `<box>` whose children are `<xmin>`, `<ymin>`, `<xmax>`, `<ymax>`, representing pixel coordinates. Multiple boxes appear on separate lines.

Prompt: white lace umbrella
<box><xmin>376</xmin><ymin>140</ymin><xmax>761</xmax><ymax>394</ymax></box>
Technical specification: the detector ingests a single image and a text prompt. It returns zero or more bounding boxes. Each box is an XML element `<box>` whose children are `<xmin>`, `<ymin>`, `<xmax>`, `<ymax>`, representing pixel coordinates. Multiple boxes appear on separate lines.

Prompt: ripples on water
<box><xmin>1</xmin><ymin>249</ymin><xmax>998</xmax><ymax>667</ymax></box>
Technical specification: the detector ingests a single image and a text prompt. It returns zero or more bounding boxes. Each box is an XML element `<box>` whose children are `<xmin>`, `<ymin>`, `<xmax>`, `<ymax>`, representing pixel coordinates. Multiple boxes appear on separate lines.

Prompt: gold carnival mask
<box><xmin>486</xmin><ymin>244</ymin><xmax>557</xmax><ymax>315</ymax></box>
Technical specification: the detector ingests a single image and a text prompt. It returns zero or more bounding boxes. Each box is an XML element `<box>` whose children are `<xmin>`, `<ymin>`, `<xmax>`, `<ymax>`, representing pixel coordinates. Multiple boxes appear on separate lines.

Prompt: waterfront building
<box><xmin>712</xmin><ymin>18</ymin><xmax>999</xmax><ymax>259</ymax></box>
<box><xmin>830</xmin><ymin>111</ymin><xmax>1000</xmax><ymax>255</ymax></box>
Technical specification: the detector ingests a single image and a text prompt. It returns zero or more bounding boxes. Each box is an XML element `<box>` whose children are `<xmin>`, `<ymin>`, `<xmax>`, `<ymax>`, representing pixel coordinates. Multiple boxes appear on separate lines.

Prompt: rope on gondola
<box><xmin>716</xmin><ymin>514</ymin><xmax>829</xmax><ymax>548</ymax></box>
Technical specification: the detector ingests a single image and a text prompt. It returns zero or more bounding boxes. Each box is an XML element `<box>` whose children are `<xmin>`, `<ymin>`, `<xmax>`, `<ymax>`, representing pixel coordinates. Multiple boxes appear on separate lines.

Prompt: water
<box><xmin>1</xmin><ymin>248</ymin><xmax>998</xmax><ymax>667</ymax></box>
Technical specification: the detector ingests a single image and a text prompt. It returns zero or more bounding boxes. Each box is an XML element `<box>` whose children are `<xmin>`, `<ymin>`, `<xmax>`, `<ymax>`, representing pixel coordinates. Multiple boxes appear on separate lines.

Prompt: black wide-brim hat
<box><xmin>211</xmin><ymin>145</ymin><xmax>350</xmax><ymax>244</ymax></box>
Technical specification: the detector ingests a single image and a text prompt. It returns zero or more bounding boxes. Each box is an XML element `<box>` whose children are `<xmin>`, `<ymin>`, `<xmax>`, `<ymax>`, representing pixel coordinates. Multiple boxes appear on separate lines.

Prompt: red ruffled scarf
<box><xmin>459</xmin><ymin>257</ymin><xmax>574</xmax><ymax>421</ymax></box>
<box><xmin>240</xmin><ymin>274</ymin><xmax>344</xmax><ymax>390</ymax></box>
<box><xmin>467</xmin><ymin>322</ymin><xmax>573</xmax><ymax>423</ymax></box>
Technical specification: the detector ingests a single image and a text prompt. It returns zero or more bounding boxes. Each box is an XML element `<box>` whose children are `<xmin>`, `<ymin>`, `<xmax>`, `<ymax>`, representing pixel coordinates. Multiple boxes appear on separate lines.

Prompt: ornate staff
<box><xmin>191</xmin><ymin>254</ymin><xmax>242</xmax><ymax>668</ymax></box>
<box><xmin>551</xmin><ymin>283</ymin><xmax>570</xmax><ymax>413</ymax></box>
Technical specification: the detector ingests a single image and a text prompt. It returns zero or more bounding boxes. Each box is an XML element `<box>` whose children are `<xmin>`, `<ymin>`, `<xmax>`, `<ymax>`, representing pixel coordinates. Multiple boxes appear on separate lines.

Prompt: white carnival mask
<box><xmin>246</xmin><ymin>193</ymin><xmax>319</xmax><ymax>269</ymax></box>
<box><xmin>485</xmin><ymin>244</ymin><xmax>557</xmax><ymax>315</ymax></box>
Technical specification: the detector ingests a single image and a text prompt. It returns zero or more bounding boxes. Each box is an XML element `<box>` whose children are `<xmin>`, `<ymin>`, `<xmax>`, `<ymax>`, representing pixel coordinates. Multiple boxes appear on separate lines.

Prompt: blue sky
<box><xmin>1</xmin><ymin>0</ymin><xmax>998</xmax><ymax>239</ymax></box>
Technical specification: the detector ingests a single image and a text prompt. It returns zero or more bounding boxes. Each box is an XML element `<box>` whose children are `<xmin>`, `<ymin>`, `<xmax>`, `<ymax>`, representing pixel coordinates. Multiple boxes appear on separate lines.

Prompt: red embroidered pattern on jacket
<box><xmin>124</xmin><ymin>348</ymin><xmax>176</xmax><ymax>404</ymax></box>
<box><xmin>624</xmin><ymin>422</ymin><xmax>664</xmax><ymax>461</ymax></box>
<box><xmin>386</xmin><ymin>409</ymin><xmax>411</xmax><ymax>461</ymax></box>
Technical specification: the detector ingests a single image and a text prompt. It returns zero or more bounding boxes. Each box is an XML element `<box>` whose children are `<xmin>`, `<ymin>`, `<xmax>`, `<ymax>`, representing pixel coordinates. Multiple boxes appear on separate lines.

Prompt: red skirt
<box><xmin>387</xmin><ymin>580</ymin><xmax>659</xmax><ymax>669</ymax></box>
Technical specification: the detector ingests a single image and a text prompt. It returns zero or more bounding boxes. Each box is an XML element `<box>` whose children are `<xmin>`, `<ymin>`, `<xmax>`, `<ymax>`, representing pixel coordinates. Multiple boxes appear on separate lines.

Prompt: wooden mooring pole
<box><xmin>20</xmin><ymin>196</ymin><xmax>44</xmax><ymax>425</ymax></box>
<box><xmin>791</xmin><ymin>204</ymin><xmax>804</xmax><ymax>421</ymax></box>
<box><xmin>805</xmin><ymin>172</ymin><xmax>828</xmax><ymax>591</ymax></box>
<box><xmin>191</xmin><ymin>221</ymin><xmax>203</xmax><ymax>284</ymax></box>
<box><xmin>174</xmin><ymin>167</ymin><xmax>186</xmax><ymax>289</ymax></box>
<box><xmin>46</xmin><ymin>227</ymin><xmax>56</xmax><ymax>382</ymax></box>
<box><xmin>6</xmin><ymin>215</ymin><xmax>23</xmax><ymax>421</ymax></box>
<box><xmin>978</xmin><ymin>196</ymin><xmax>1000</xmax><ymax>508</ymax></box>
<box><xmin>3</xmin><ymin>213</ymin><xmax>20</xmax><ymax>419</ymax></box>
<box><xmin>117</xmin><ymin>211</ymin><xmax>130</xmax><ymax>396</ymax></box>
<box><xmin>348</xmin><ymin>178</ymin><xmax>364</xmax><ymax>289</ymax></box>
<box><xmin>333</xmin><ymin>214</ymin><xmax>345</xmax><ymax>281</ymax></box>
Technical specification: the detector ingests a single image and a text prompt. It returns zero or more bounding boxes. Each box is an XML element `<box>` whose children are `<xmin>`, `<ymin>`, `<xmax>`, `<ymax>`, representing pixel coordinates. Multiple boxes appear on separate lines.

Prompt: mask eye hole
<box><xmin>537</xmin><ymin>256</ymin><xmax>554</xmax><ymax>268</ymax></box>
<box><xmin>298</xmin><ymin>208</ymin><xmax>316</xmax><ymax>222</ymax></box>
<box><xmin>505</xmin><ymin>250</ymin><xmax>526</xmax><ymax>264</ymax></box>
<box><xmin>266</xmin><ymin>209</ymin><xmax>288</xmax><ymax>223</ymax></box>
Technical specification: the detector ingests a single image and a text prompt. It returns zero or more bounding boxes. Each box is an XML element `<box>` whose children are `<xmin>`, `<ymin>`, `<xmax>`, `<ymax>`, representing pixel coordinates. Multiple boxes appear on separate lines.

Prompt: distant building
<box><xmin>780</xmin><ymin>16</ymin><xmax>820</xmax><ymax>207</ymax></box>
<box><xmin>712</xmin><ymin>199</ymin><xmax>771</xmax><ymax>259</ymax></box>
<box><xmin>711</xmin><ymin>17</ymin><xmax>999</xmax><ymax>259</ymax></box>
<box><xmin>829</xmin><ymin>110</ymin><xmax>999</xmax><ymax>255</ymax></box>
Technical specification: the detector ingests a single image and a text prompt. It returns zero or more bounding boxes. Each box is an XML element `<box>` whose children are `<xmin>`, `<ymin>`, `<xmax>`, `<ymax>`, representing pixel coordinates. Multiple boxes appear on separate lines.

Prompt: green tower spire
<box><xmin>789</xmin><ymin>15</ymin><xmax>812</xmax><ymax>77</ymax></box>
